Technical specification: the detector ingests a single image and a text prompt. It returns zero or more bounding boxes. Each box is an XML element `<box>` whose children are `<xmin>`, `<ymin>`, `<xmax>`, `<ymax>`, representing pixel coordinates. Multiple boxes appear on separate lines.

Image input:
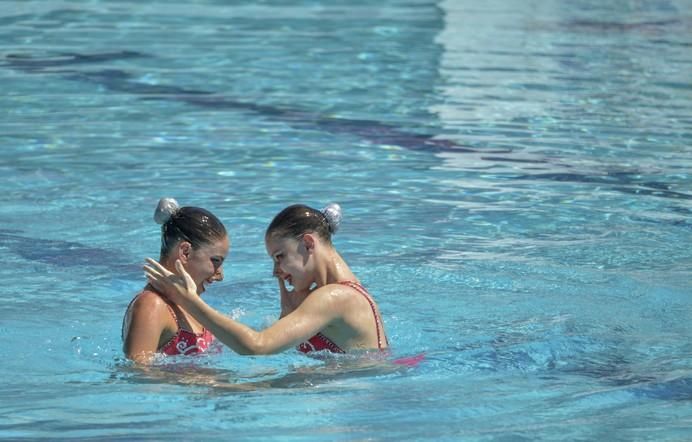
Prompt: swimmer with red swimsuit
<box><xmin>297</xmin><ymin>281</ymin><xmax>387</xmax><ymax>354</ymax></box>
<box><xmin>122</xmin><ymin>198</ymin><xmax>228</xmax><ymax>364</ymax></box>
<box><xmin>123</xmin><ymin>289</ymin><xmax>214</xmax><ymax>357</ymax></box>
<box><xmin>144</xmin><ymin>203</ymin><xmax>393</xmax><ymax>356</ymax></box>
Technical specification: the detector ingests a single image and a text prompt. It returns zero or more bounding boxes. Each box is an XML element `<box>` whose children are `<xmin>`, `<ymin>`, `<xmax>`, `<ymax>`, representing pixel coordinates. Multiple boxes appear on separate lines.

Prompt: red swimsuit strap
<box><xmin>122</xmin><ymin>290</ymin><xmax>182</xmax><ymax>341</ymax></box>
<box><xmin>338</xmin><ymin>281</ymin><xmax>388</xmax><ymax>350</ymax></box>
<box><xmin>163</xmin><ymin>301</ymin><xmax>181</xmax><ymax>328</ymax></box>
<box><xmin>160</xmin><ymin>294</ymin><xmax>202</xmax><ymax>335</ymax></box>
<box><xmin>158</xmin><ymin>298</ymin><xmax>213</xmax><ymax>354</ymax></box>
<box><xmin>144</xmin><ymin>290</ymin><xmax>201</xmax><ymax>335</ymax></box>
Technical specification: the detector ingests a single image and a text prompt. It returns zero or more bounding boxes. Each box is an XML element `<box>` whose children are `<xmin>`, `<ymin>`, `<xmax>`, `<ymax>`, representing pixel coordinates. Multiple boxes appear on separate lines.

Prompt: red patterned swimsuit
<box><xmin>159</xmin><ymin>301</ymin><xmax>214</xmax><ymax>356</ymax></box>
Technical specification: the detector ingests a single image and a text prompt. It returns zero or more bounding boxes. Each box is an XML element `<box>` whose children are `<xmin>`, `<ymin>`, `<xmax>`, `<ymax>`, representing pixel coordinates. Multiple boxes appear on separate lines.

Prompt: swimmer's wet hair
<box><xmin>154</xmin><ymin>197</ymin><xmax>227</xmax><ymax>258</ymax></box>
<box><xmin>266</xmin><ymin>203</ymin><xmax>342</xmax><ymax>244</ymax></box>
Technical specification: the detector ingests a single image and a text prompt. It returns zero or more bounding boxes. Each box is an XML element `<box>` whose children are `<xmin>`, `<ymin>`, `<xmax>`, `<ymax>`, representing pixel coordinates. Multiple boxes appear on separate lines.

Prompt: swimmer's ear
<box><xmin>302</xmin><ymin>233</ymin><xmax>315</xmax><ymax>254</ymax></box>
<box><xmin>178</xmin><ymin>241</ymin><xmax>192</xmax><ymax>263</ymax></box>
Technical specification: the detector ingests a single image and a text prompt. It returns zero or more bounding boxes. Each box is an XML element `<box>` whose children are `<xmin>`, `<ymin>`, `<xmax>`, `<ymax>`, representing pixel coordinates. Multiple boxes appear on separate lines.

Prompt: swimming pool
<box><xmin>1</xmin><ymin>0</ymin><xmax>691</xmax><ymax>439</ymax></box>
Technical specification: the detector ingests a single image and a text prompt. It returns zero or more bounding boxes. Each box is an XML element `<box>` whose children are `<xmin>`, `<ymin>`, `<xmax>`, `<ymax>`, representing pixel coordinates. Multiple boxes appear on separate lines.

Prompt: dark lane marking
<box><xmin>4</xmin><ymin>51</ymin><xmax>690</xmax><ymax>203</ymax></box>
<box><xmin>3</xmin><ymin>51</ymin><xmax>485</xmax><ymax>154</ymax></box>
<box><xmin>0</xmin><ymin>230</ymin><xmax>136</xmax><ymax>271</ymax></box>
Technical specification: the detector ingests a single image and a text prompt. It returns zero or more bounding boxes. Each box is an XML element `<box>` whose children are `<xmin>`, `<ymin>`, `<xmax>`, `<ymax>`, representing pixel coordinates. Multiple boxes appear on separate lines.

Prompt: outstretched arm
<box><xmin>143</xmin><ymin>258</ymin><xmax>340</xmax><ymax>355</ymax></box>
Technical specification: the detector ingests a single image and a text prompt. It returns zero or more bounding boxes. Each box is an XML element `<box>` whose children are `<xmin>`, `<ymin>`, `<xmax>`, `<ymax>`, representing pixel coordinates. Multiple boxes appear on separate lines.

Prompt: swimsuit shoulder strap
<box><xmin>338</xmin><ymin>281</ymin><xmax>388</xmax><ymax>349</ymax></box>
<box><xmin>155</xmin><ymin>292</ymin><xmax>199</xmax><ymax>334</ymax></box>
<box><xmin>122</xmin><ymin>289</ymin><xmax>181</xmax><ymax>341</ymax></box>
<box><xmin>163</xmin><ymin>300</ymin><xmax>181</xmax><ymax>328</ymax></box>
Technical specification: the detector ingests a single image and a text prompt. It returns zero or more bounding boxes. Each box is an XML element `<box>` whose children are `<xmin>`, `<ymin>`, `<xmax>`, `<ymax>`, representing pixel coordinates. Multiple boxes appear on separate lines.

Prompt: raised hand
<box><xmin>143</xmin><ymin>258</ymin><xmax>198</xmax><ymax>306</ymax></box>
<box><xmin>278</xmin><ymin>277</ymin><xmax>293</xmax><ymax>318</ymax></box>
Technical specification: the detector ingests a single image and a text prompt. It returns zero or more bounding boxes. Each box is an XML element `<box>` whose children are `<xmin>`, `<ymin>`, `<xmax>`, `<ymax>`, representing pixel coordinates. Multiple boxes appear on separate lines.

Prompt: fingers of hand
<box><xmin>143</xmin><ymin>264</ymin><xmax>163</xmax><ymax>279</ymax></box>
<box><xmin>143</xmin><ymin>268</ymin><xmax>165</xmax><ymax>292</ymax></box>
<box><xmin>174</xmin><ymin>259</ymin><xmax>185</xmax><ymax>274</ymax></box>
<box><xmin>174</xmin><ymin>260</ymin><xmax>196</xmax><ymax>291</ymax></box>
<box><xmin>145</xmin><ymin>257</ymin><xmax>170</xmax><ymax>275</ymax></box>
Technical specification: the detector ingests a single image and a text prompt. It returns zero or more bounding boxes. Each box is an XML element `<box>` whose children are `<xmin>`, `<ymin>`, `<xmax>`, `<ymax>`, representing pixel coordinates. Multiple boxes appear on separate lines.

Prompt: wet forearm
<box><xmin>183</xmin><ymin>295</ymin><xmax>265</xmax><ymax>355</ymax></box>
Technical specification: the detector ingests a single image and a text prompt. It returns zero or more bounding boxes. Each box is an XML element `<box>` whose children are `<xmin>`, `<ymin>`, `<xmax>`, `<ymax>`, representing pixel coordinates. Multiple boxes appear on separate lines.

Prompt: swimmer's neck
<box><xmin>315</xmin><ymin>248</ymin><xmax>357</xmax><ymax>287</ymax></box>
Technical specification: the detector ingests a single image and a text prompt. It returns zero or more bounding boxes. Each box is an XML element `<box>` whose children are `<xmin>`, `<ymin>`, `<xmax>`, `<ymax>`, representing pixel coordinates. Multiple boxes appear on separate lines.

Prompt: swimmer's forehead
<box><xmin>265</xmin><ymin>236</ymin><xmax>295</xmax><ymax>257</ymax></box>
<box><xmin>200</xmin><ymin>235</ymin><xmax>230</xmax><ymax>257</ymax></box>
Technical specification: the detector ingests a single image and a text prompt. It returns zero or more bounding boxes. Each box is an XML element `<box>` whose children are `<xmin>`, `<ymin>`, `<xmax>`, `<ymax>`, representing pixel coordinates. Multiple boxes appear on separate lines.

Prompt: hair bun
<box><xmin>154</xmin><ymin>197</ymin><xmax>180</xmax><ymax>225</ymax></box>
<box><xmin>321</xmin><ymin>203</ymin><xmax>342</xmax><ymax>234</ymax></box>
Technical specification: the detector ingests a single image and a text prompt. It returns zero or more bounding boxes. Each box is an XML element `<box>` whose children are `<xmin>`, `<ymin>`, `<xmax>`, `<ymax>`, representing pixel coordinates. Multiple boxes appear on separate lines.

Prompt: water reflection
<box><xmin>110</xmin><ymin>354</ymin><xmax>414</xmax><ymax>393</ymax></box>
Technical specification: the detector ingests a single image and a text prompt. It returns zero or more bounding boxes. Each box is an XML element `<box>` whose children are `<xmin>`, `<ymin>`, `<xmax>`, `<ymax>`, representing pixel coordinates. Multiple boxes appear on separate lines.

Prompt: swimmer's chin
<box><xmin>199</xmin><ymin>278</ymin><xmax>216</xmax><ymax>295</ymax></box>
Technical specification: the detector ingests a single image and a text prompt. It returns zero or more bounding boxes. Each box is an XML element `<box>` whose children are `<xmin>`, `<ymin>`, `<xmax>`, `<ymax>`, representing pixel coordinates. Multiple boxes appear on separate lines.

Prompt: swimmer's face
<box><xmin>266</xmin><ymin>234</ymin><xmax>313</xmax><ymax>291</ymax></box>
<box><xmin>184</xmin><ymin>235</ymin><xmax>229</xmax><ymax>294</ymax></box>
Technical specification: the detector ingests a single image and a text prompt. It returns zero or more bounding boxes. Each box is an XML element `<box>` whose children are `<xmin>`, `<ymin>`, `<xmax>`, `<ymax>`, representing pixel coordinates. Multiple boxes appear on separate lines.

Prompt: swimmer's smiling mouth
<box><xmin>201</xmin><ymin>278</ymin><xmax>215</xmax><ymax>292</ymax></box>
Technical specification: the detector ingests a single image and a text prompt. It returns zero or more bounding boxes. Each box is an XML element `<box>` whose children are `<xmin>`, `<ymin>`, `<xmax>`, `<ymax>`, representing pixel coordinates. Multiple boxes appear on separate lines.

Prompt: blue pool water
<box><xmin>1</xmin><ymin>0</ymin><xmax>691</xmax><ymax>440</ymax></box>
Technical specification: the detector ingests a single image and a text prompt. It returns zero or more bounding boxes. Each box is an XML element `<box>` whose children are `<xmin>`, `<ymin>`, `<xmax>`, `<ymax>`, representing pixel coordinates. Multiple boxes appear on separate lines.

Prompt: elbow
<box><xmin>219</xmin><ymin>329</ymin><xmax>276</xmax><ymax>355</ymax></box>
<box><xmin>127</xmin><ymin>350</ymin><xmax>155</xmax><ymax>365</ymax></box>
<box><xmin>243</xmin><ymin>334</ymin><xmax>275</xmax><ymax>355</ymax></box>
<box><xmin>123</xmin><ymin>342</ymin><xmax>153</xmax><ymax>365</ymax></box>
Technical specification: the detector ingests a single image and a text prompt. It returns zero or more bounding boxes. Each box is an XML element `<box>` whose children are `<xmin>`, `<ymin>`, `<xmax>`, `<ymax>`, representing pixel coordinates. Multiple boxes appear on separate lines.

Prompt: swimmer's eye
<box><xmin>211</xmin><ymin>257</ymin><xmax>224</xmax><ymax>268</ymax></box>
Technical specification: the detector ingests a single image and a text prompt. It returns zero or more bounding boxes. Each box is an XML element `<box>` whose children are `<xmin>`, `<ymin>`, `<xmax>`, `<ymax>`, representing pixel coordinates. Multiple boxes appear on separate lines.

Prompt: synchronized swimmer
<box><xmin>122</xmin><ymin>198</ymin><xmax>228</xmax><ymax>364</ymax></box>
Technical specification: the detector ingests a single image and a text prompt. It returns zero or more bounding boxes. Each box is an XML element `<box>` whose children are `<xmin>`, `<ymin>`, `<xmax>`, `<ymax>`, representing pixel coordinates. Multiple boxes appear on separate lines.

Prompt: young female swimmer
<box><xmin>122</xmin><ymin>198</ymin><xmax>229</xmax><ymax>363</ymax></box>
<box><xmin>143</xmin><ymin>203</ymin><xmax>388</xmax><ymax>355</ymax></box>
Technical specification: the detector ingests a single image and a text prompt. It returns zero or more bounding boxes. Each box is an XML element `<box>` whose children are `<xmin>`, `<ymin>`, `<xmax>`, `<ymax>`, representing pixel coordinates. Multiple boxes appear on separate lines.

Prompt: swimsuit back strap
<box><xmin>165</xmin><ymin>302</ymin><xmax>181</xmax><ymax>328</ymax></box>
<box><xmin>122</xmin><ymin>291</ymin><xmax>182</xmax><ymax>341</ymax></box>
<box><xmin>339</xmin><ymin>281</ymin><xmax>387</xmax><ymax>349</ymax></box>
<box><xmin>161</xmin><ymin>294</ymin><xmax>201</xmax><ymax>335</ymax></box>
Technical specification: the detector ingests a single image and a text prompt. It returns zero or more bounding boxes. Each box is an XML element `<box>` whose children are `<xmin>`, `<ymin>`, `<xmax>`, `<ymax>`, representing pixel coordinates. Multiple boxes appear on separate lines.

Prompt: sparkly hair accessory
<box><xmin>154</xmin><ymin>197</ymin><xmax>180</xmax><ymax>224</ymax></box>
<box><xmin>321</xmin><ymin>203</ymin><xmax>342</xmax><ymax>234</ymax></box>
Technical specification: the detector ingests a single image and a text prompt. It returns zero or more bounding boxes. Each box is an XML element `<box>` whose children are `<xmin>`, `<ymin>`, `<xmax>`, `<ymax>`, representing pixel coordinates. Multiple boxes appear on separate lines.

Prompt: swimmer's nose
<box><xmin>272</xmin><ymin>262</ymin><xmax>284</xmax><ymax>278</ymax></box>
<box><xmin>213</xmin><ymin>266</ymin><xmax>224</xmax><ymax>282</ymax></box>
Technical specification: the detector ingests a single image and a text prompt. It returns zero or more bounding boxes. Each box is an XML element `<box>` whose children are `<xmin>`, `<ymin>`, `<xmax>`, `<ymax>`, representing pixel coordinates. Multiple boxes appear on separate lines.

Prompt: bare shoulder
<box><xmin>122</xmin><ymin>289</ymin><xmax>175</xmax><ymax>350</ymax></box>
<box><xmin>306</xmin><ymin>283</ymin><xmax>360</xmax><ymax>308</ymax></box>
<box><xmin>128</xmin><ymin>290</ymin><xmax>169</xmax><ymax>319</ymax></box>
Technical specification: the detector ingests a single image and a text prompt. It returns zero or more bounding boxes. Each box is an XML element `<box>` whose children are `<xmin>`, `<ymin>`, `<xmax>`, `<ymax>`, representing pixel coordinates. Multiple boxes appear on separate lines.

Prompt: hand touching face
<box><xmin>143</xmin><ymin>258</ymin><xmax>197</xmax><ymax>306</ymax></box>
<box><xmin>184</xmin><ymin>236</ymin><xmax>229</xmax><ymax>293</ymax></box>
<box><xmin>266</xmin><ymin>236</ymin><xmax>313</xmax><ymax>292</ymax></box>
